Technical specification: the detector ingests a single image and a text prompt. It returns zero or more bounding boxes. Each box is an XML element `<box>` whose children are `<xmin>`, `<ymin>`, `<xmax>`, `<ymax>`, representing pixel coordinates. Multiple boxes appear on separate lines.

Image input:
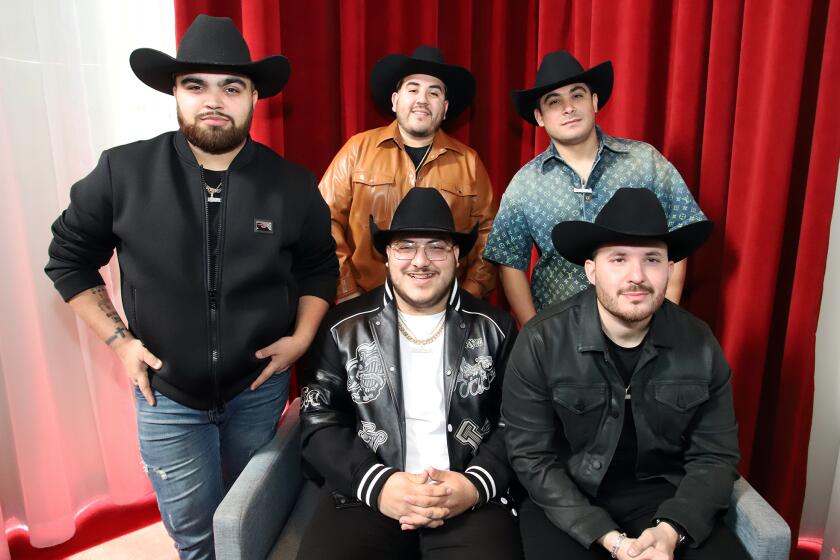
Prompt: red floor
<box><xmin>7</xmin><ymin>495</ymin><xmax>160</xmax><ymax>559</ymax></box>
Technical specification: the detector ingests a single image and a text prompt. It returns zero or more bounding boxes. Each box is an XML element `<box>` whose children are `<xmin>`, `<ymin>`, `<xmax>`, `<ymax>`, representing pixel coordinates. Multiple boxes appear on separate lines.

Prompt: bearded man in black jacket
<box><xmin>44</xmin><ymin>15</ymin><xmax>337</xmax><ymax>560</ymax></box>
<box><xmin>503</xmin><ymin>188</ymin><xmax>748</xmax><ymax>560</ymax></box>
<box><xmin>297</xmin><ymin>188</ymin><xmax>523</xmax><ymax>560</ymax></box>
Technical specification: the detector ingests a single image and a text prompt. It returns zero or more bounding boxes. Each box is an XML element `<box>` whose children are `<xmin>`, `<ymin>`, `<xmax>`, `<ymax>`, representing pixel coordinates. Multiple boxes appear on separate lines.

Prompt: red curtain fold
<box><xmin>174</xmin><ymin>0</ymin><xmax>840</xmax><ymax>541</ymax></box>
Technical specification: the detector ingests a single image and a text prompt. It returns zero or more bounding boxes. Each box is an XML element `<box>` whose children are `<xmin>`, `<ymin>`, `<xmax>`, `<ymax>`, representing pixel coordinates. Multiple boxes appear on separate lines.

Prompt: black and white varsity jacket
<box><xmin>300</xmin><ymin>279</ymin><xmax>518</xmax><ymax>510</ymax></box>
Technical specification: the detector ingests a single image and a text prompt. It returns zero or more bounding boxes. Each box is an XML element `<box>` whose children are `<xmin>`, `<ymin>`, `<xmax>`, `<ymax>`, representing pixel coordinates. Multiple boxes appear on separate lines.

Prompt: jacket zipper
<box><xmin>201</xmin><ymin>166</ymin><xmax>224</xmax><ymax>410</ymax></box>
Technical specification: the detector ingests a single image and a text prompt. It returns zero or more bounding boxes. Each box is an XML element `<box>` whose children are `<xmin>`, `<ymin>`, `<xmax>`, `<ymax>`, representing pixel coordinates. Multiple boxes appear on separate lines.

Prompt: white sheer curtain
<box><xmin>0</xmin><ymin>1</ymin><xmax>175</xmax><ymax>553</ymax></box>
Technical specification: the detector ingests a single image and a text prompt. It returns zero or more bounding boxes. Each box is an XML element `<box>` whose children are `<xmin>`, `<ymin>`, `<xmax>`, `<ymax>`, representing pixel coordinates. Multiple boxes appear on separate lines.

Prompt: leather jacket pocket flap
<box><xmin>352</xmin><ymin>171</ymin><xmax>395</xmax><ymax>187</ymax></box>
<box><xmin>654</xmin><ymin>383</ymin><xmax>709</xmax><ymax>412</ymax></box>
<box><xmin>438</xmin><ymin>183</ymin><xmax>476</xmax><ymax>198</ymax></box>
<box><xmin>552</xmin><ymin>384</ymin><xmax>606</xmax><ymax>415</ymax></box>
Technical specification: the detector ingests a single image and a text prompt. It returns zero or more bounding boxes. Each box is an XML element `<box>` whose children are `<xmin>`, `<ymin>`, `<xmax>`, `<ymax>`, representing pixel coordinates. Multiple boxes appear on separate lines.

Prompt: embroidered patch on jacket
<box><xmin>347</xmin><ymin>341</ymin><xmax>387</xmax><ymax>404</ymax></box>
<box><xmin>466</xmin><ymin>337</ymin><xmax>484</xmax><ymax>349</ymax></box>
<box><xmin>358</xmin><ymin>420</ymin><xmax>388</xmax><ymax>452</ymax></box>
<box><xmin>301</xmin><ymin>386</ymin><xmax>324</xmax><ymax>410</ymax></box>
<box><xmin>254</xmin><ymin>219</ymin><xmax>274</xmax><ymax>234</ymax></box>
<box><xmin>455</xmin><ymin>418</ymin><xmax>491</xmax><ymax>453</ymax></box>
<box><xmin>457</xmin><ymin>355</ymin><xmax>496</xmax><ymax>398</ymax></box>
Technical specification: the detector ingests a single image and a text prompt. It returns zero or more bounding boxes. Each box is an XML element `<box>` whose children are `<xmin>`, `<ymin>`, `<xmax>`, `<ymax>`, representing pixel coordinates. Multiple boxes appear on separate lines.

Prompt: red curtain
<box><xmin>175</xmin><ymin>0</ymin><xmax>839</xmax><ymax>542</ymax></box>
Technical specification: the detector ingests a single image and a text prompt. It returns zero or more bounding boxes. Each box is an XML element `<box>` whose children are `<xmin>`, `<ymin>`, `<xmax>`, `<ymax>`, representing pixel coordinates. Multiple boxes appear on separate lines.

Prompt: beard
<box><xmin>388</xmin><ymin>267</ymin><xmax>453</xmax><ymax>312</ymax></box>
<box><xmin>177</xmin><ymin>106</ymin><xmax>253</xmax><ymax>155</ymax></box>
<box><xmin>595</xmin><ymin>282</ymin><xmax>665</xmax><ymax>324</ymax></box>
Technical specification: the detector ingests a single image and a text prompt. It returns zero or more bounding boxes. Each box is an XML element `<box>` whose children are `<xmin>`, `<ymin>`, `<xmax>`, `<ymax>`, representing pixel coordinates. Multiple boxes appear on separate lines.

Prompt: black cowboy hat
<box><xmin>370</xmin><ymin>45</ymin><xmax>476</xmax><ymax>120</ymax></box>
<box><xmin>512</xmin><ymin>49</ymin><xmax>613</xmax><ymax>125</ymax></box>
<box><xmin>129</xmin><ymin>15</ymin><xmax>290</xmax><ymax>99</ymax></box>
<box><xmin>551</xmin><ymin>188</ymin><xmax>713</xmax><ymax>265</ymax></box>
<box><xmin>370</xmin><ymin>188</ymin><xmax>478</xmax><ymax>256</ymax></box>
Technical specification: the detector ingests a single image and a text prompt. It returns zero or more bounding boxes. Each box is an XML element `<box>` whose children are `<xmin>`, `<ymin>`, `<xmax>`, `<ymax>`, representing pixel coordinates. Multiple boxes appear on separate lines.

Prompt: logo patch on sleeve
<box><xmin>254</xmin><ymin>219</ymin><xmax>274</xmax><ymax>234</ymax></box>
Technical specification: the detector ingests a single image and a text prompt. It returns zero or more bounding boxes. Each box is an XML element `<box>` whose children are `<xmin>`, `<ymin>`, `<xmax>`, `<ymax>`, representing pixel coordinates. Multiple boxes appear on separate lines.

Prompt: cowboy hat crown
<box><xmin>370</xmin><ymin>188</ymin><xmax>478</xmax><ymax>256</ymax></box>
<box><xmin>551</xmin><ymin>188</ymin><xmax>713</xmax><ymax>265</ymax></box>
<box><xmin>130</xmin><ymin>14</ymin><xmax>290</xmax><ymax>98</ymax></box>
<box><xmin>370</xmin><ymin>45</ymin><xmax>476</xmax><ymax>120</ymax></box>
<box><xmin>512</xmin><ymin>49</ymin><xmax>613</xmax><ymax>125</ymax></box>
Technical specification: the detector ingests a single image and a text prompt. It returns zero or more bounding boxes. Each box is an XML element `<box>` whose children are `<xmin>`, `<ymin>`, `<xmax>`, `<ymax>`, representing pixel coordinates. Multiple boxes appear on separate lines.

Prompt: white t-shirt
<box><xmin>398</xmin><ymin>310</ymin><xmax>450</xmax><ymax>474</ymax></box>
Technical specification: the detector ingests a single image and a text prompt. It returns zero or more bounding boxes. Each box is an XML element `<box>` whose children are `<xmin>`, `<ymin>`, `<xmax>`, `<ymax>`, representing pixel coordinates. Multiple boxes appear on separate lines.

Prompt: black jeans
<box><xmin>296</xmin><ymin>489</ymin><xmax>523</xmax><ymax>560</ymax></box>
<box><xmin>518</xmin><ymin>477</ymin><xmax>749</xmax><ymax>560</ymax></box>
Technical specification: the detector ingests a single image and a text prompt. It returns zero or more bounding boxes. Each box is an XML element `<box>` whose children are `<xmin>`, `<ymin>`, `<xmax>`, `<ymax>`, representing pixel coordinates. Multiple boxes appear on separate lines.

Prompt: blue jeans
<box><xmin>135</xmin><ymin>372</ymin><xmax>290</xmax><ymax>560</ymax></box>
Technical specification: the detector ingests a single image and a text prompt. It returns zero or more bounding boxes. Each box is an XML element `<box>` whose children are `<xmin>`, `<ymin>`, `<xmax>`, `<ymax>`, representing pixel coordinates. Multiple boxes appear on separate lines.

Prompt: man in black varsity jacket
<box><xmin>44</xmin><ymin>15</ymin><xmax>337</xmax><ymax>560</ymax></box>
<box><xmin>297</xmin><ymin>188</ymin><xmax>523</xmax><ymax>560</ymax></box>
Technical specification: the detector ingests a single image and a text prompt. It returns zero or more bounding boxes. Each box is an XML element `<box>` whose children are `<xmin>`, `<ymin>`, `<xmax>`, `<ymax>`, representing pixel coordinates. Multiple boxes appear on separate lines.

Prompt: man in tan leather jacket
<box><xmin>319</xmin><ymin>45</ymin><xmax>497</xmax><ymax>302</ymax></box>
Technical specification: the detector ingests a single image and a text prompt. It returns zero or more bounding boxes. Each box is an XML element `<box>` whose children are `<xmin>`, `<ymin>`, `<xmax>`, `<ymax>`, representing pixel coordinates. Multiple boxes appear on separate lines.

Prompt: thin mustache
<box><xmin>619</xmin><ymin>284</ymin><xmax>653</xmax><ymax>294</ymax></box>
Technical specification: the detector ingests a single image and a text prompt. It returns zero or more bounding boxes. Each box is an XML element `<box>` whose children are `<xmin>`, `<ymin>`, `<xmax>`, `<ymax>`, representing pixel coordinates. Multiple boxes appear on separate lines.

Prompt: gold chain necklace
<box><xmin>398</xmin><ymin>314</ymin><xmax>445</xmax><ymax>345</ymax></box>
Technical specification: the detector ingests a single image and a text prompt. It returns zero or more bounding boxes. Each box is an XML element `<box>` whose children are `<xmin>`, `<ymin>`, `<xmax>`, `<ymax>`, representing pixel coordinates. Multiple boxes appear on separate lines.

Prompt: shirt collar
<box><xmin>538</xmin><ymin>126</ymin><xmax>630</xmax><ymax>171</ymax></box>
<box><xmin>375</xmin><ymin>120</ymin><xmax>464</xmax><ymax>155</ymax></box>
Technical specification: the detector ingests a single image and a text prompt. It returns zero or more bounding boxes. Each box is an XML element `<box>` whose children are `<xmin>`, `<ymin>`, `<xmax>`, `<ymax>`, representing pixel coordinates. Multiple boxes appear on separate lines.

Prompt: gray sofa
<box><xmin>213</xmin><ymin>398</ymin><xmax>791</xmax><ymax>560</ymax></box>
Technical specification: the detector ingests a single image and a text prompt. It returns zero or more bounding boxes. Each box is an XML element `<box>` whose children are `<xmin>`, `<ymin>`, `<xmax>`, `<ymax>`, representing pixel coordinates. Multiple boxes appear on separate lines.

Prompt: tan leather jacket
<box><xmin>319</xmin><ymin>120</ymin><xmax>497</xmax><ymax>300</ymax></box>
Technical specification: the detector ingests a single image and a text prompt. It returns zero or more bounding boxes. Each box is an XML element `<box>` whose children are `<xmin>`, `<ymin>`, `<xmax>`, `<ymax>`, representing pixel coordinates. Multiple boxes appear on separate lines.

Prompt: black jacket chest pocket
<box><xmin>552</xmin><ymin>383</ymin><xmax>607</xmax><ymax>451</ymax></box>
<box><xmin>651</xmin><ymin>382</ymin><xmax>709</xmax><ymax>444</ymax></box>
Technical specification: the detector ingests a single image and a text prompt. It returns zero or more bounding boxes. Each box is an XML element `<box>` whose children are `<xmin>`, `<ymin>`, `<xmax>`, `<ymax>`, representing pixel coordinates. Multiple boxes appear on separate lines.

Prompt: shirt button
<box><xmin>585</xmin><ymin>194</ymin><xmax>593</xmax><ymax>201</ymax></box>
<box><xmin>445</xmin><ymin>368</ymin><xmax>452</xmax><ymax>376</ymax></box>
<box><xmin>459</xmin><ymin>323</ymin><xmax>466</xmax><ymax>329</ymax></box>
<box><xmin>592</xmin><ymin>459</ymin><xmax>602</xmax><ymax>469</ymax></box>
<box><xmin>500</xmin><ymin>497</ymin><xmax>508</xmax><ymax>505</ymax></box>
<box><xmin>447</xmin><ymin>424</ymin><xmax>453</xmax><ymax>432</ymax></box>
<box><xmin>389</xmin><ymin>366</ymin><xmax>395</xmax><ymax>371</ymax></box>
<box><xmin>375</xmin><ymin>321</ymin><xmax>381</xmax><ymax>325</ymax></box>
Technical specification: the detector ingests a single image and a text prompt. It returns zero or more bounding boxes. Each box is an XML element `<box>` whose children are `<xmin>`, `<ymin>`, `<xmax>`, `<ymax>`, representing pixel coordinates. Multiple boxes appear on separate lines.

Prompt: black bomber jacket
<box><xmin>502</xmin><ymin>287</ymin><xmax>740</xmax><ymax>548</ymax></box>
<box><xmin>45</xmin><ymin>131</ymin><xmax>338</xmax><ymax>409</ymax></box>
<box><xmin>300</xmin><ymin>280</ymin><xmax>517</xmax><ymax>510</ymax></box>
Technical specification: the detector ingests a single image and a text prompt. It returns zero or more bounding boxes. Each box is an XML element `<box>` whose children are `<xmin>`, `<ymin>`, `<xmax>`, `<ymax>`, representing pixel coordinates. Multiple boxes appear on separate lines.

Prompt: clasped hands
<box><xmin>377</xmin><ymin>467</ymin><xmax>479</xmax><ymax>531</ymax></box>
<box><xmin>601</xmin><ymin>523</ymin><xmax>680</xmax><ymax>560</ymax></box>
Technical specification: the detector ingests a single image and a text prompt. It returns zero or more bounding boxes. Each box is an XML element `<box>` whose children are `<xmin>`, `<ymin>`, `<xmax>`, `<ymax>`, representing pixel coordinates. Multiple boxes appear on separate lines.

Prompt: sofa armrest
<box><xmin>214</xmin><ymin>398</ymin><xmax>305</xmax><ymax>560</ymax></box>
<box><xmin>724</xmin><ymin>477</ymin><xmax>791</xmax><ymax>560</ymax></box>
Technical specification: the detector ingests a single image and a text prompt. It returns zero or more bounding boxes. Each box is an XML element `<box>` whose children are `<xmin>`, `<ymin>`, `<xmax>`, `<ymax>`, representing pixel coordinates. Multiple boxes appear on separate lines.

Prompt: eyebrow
<box><xmin>178</xmin><ymin>76</ymin><xmax>248</xmax><ymax>88</ymax></box>
<box><xmin>404</xmin><ymin>81</ymin><xmax>444</xmax><ymax>91</ymax></box>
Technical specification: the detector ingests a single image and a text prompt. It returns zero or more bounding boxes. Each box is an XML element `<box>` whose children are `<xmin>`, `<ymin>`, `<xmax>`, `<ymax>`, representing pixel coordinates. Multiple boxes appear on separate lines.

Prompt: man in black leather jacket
<box><xmin>298</xmin><ymin>188</ymin><xmax>522</xmax><ymax>560</ymax></box>
<box><xmin>503</xmin><ymin>188</ymin><xmax>748</xmax><ymax>560</ymax></box>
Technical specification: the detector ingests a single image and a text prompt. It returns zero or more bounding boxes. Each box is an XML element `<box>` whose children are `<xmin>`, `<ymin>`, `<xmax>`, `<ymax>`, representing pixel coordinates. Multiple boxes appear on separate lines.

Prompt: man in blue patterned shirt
<box><xmin>483</xmin><ymin>50</ymin><xmax>706</xmax><ymax>324</ymax></box>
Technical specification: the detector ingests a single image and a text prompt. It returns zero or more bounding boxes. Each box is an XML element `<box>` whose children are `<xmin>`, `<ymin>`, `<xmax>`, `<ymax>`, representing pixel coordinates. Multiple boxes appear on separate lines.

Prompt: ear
<box><xmin>252</xmin><ymin>88</ymin><xmax>258</xmax><ymax>108</ymax></box>
<box><xmin>584</xmin><ymin>259</ymin><xmax>597</xmax><ymax>284</ymax></box>
<box><xmin>442</xmin><ymin>99</ymin><xmax>449</xmax><ymax>120</ymax></box>
<box><xmin>591</xmin><ymin>92</ymin><xmax>599</xmax><ymax>113</ymax></box>
<box><xmin>391</xmin><ymin>91</ymin><xmax>399</xmax><ymax>113</ymax></box>
<box><xmin>452</xmin><ymin>244</ymin><xmax>460</xmax><ymax>262</ymax></box>
<box><xmin>533</xmin><ymin>107</ymin><xmax>545</xmax><ymax>127</ymax></box>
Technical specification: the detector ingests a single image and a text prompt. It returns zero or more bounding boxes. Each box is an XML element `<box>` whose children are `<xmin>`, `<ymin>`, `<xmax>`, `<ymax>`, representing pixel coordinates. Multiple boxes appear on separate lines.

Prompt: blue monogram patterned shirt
<box><xmin>483</xmin><ymin>128</ymin><xmax>706</xmax><ymax>310</ymax></box>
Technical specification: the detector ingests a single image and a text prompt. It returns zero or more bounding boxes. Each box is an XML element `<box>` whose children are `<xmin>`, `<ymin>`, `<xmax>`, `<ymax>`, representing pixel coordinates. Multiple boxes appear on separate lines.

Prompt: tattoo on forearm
<box><xmin>90</xmin><ymin>286</ymin><xmax>130</xmax><ymax>343</ymax></box>
<box><xmin>105</xmin><ymin>327</ymin><xmax>128</xmax><ymax>346</ymax></box>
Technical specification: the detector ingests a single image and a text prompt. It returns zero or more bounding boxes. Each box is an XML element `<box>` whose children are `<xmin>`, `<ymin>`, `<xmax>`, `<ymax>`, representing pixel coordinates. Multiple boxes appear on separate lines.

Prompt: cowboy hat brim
<box><xmin>130</xmin><ymin>48</ymin><xmax>290</xmax><ymax>99</ymax></box>
<box><xmin>551</xmin><ymin>219</ymin><xmax>713</xmax><ymax>266</ymax></box>
<box><xmin>370</xmin><ymin>217</ymin><xmax>479</xmax><ymax>258</ymax></box>
<box><xmin>511</xmin><ymin>61</ymin><xmax>613</xmax><ymax>125</ymax></box>
<box><xmin>370</xmin><ymin>55</ymin><xmax>476</xmax><ymax>121</ymax></box>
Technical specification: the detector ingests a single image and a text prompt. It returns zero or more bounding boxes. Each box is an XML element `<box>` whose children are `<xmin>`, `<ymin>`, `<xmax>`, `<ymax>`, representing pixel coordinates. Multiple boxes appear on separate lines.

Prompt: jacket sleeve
<box><xmin>45</xmin><ymin>151</ymin><xmax>118</xmax><ymax>301</ymax></box>
<box><xmin>299</xmin><ymin>318</ymin><xmax>396</xmax><ymax>511</ymax></box>
<box><xmin>318</xmin><ymin>141</ymin><xmax>360</xmax><ymax>300</ymax></box>
<box><xmin>463</xmin><ymin>316</ymin><xmax>517</xmax><ymax>506</ymax></box>
<box><xmin>653</xmin><ymin>336</ymin><xmax>740</xmax><ymax>546</ymax></box>
<box><xmin>502</xmin><ymin>325</ymin><xmax>620</xmax><ymax>547</ymax></box>
<box><xmin>291</xmin><ymin>174</ymin><xmax>340</xmax><ymax>303</ymax></box>
<box><xmin>460</xmin><ymin>155</ymin><xmax>498</xmax><ymax>298</ymax></box>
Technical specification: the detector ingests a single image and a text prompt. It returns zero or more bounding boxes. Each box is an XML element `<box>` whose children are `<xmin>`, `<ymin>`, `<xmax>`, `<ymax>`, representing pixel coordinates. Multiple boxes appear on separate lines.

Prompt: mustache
<box><xmin>197</xmin><ymin>110</ymin><xmax>233</xmax><ymax>122</ymax></box>
<box><xmin>619</xmin><ymin>283</ymin><xmax>653</xmax><ymax>295</ymax></box>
